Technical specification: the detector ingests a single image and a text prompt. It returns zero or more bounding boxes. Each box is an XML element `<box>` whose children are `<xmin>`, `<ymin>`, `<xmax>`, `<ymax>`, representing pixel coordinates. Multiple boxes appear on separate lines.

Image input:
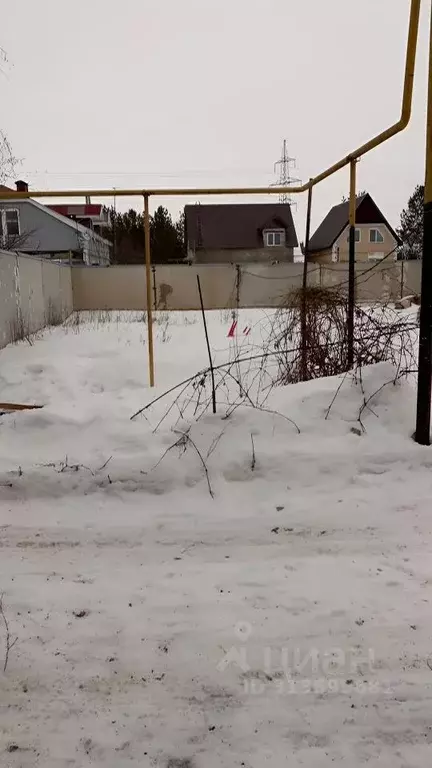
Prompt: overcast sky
<box><xmin>1</xmin><ymin>0</ymin><xmax>430</xmax><ymax>238</ymax></box>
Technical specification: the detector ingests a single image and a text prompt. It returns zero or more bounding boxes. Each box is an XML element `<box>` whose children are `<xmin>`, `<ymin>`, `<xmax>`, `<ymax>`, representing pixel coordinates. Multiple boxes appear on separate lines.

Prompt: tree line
<box><xmin>105</xmin><ymin>206</ymin><xmax>187</xmax><ymax>264</ymax></box>
<box><xmin>105</xmin><ymin>187</ymin><xmax>421</xmax><ymax>263</ymax></box>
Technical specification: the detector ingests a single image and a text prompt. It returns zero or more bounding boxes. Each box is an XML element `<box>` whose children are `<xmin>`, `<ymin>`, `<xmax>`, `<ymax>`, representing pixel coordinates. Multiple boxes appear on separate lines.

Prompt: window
<box><xmin>346</xmin><ymin>228</ymin><xmax>361</xmax><ymax>243</ymax></box>
<box><xmin>369</xmin><ymin>228</ymin><xmax>384</xmax><ymax>243</ymax></box>
<box><xmin>5</xmin><ymin>209</ymin><xmax>20</xmax><ymax>236</ymax></box>
<box><xmin>0</xmin><ymin>209</ymin><xmax>20</xmax><ymax>240</ymax></box>
<box><xmin>264</xmin><ymin>229</ymin><xmax>285</xmax><ymax>247</ymax></box>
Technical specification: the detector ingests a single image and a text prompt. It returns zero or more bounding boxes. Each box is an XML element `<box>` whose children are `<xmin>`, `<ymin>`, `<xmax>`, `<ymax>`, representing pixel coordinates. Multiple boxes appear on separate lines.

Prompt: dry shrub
<box><xmin>270</xmin><ymin>286</ymin><xmax>417</xmax><ymax>385</ymax></box>
<box><xmin>272</xmin><ymin>287</ymin><xmax>349</xmax><ymax>383</ymax></box>
<box><xmin>8</xmin><ymin>312</ymin><xmax>34</xmax><ymax>346</ymax></box>
<box><xmin>45</xmin><ymin>299</ymin><xmax>65</xmax><ymax>327</ymax></box>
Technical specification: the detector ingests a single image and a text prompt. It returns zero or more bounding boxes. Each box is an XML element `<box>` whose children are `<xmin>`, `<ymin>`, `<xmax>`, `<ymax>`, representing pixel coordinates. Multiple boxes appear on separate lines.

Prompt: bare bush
<box><xmin>45</xmin><ymin>300</ymin><xmax>65</xmax><ymax>328</ymax></box>
<box><xmin>272</xmin><ymin>287</ymin><xmax>350</xmax><ymax>383</ymax></box>
<box><xmin>131</xmin><ymin>288</ymin><xmax>417</xmax><ymax>433</ymax></box>
<box><xmin>8</xmin><ymin>312</ymin><xmax>34</xmax><ymax>346</ymax></box>
<box><xmin>269</xmin><ymin>287</ymin><xmax>417</xmax><ymax>386</ymax></box>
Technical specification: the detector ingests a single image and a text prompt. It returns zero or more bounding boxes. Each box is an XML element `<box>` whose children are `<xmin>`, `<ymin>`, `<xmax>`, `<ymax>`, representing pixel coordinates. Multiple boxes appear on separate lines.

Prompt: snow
<box><xmin>1</xmin><ymin>310</ymin><xmax>432</xmax><ymax>767</ymax></box>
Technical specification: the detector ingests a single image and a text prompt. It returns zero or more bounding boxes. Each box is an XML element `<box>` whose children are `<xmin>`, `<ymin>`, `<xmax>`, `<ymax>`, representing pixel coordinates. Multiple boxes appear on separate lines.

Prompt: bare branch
<box><xmin>250</xmin><ymin>434</ymin><xmax>256</xmax><ymax>471</ymax></box>
<box><xmin>173</xmin><ymin>429</ymin><xmax>214</xmax><ymax>498</ymax></box>
<box><xmin>206</xmin><ymin>429</ymin><xmax>226</xmax><ymax>460</ymax></box>
<box><xmin>97</xmin><ymin>456</ymin><xmax>113</xmax><ymax>472</ymax></box>
<box><xmin>325</xmin><ymin>370</ymin><xmax>350</xmax><ymax>420</ymax></box>
<box><xmin>57</xmin><ymin>457</ymin><xmax>95</xmax><ymax>476</ymax></box>
<box><xmin>0</xmin><ymin>594</ymin><xmax>18</xmax><ymax>673</ymax></box>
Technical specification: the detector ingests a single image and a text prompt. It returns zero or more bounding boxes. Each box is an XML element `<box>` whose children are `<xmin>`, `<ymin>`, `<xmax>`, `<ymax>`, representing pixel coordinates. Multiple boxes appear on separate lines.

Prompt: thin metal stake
<box><xmin>197</xmin><ymin>275</ymin><xmax>216</xmax><ymax>414</ymax></box>
<box><xmin>144</xmin><ymin>194</ymin><xmax>155</xmax><ymax>387</ymax></box>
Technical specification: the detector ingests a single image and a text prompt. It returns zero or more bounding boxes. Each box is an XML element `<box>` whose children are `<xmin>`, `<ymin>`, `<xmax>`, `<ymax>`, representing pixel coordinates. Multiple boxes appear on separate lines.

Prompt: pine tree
<box><xmin>397</xmin><ymin>185</ymin><xmax>424</xmax><ymax>260</ymax></box>
<box><xmin>105</xmin><ymin>206</ymin><xmax>186</xmax><ymax>264</ymax></box>
<box><xmin>175</xmin><ymin>211</ymin><xmax>186</xmax><ymax>260</ymax></box>
<box><xmin>151</xmin><ymin>206</ymin><xmax>179</xmax><ymax>264</ymax></box>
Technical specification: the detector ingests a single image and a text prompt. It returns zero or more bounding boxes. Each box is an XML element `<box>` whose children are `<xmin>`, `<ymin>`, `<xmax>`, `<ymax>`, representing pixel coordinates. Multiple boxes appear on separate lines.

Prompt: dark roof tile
<box><xmin>308</xmin><ymin>195</ymin><xmax>367</xmax><ymax>252</ymax></box>
<box><xmin>185</xmin><ymin>203</ymin><xmax>298</xmax><ymax>250</ymax></box>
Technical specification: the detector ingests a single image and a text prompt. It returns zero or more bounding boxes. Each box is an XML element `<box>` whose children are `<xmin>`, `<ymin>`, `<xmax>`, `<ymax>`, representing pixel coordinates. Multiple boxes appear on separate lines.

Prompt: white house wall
<box><xmin>333</xmin><ymin>224</ymin><xmax>398</xmax><ymax>262</ymax></box>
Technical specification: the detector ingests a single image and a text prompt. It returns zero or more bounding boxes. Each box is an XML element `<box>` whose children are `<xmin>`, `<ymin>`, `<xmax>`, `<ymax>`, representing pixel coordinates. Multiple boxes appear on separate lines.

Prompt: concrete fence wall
<box><xmin>0</xmin><ymin>250</ymin><xmax>73</xmax><ymax>349</ymax></box>
<box><xmin>71</xmin><ymin>260</ymin><xmax>422</xmax><ymax>312</ymax></box>
<box><xmin>318</xmin><ymin>260</ymin><xmax>421</xmax><ymax>302</ymax></box>
<box><xmin>0</xmin><ymin>255</ymin><xmax>422</xmax><ymax>351</ymax></box>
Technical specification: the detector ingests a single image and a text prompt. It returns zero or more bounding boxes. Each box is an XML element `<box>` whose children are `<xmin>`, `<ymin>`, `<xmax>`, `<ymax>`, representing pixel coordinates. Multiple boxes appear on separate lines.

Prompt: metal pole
<box><xmin>144</xmin><ymin>194</ymin><xmax>155</xmax><ymax>388</ymax></box>
<box><xmin>152</xmin><ymin>265</ymin><xmax>157</xmax><ymax>310</ymax></box>
<box><xmin>401</xmin><ymin>259</ymin><xmax>405</xmax><ymax>300</ymax></box>
<box><xmin>196</xmin><ymin>275</ymin><xmax>216</xmax><ymax>414</ymax></box>
<box><xmin>301</xmin><ymin>182</ymin><xmax>313</xmax><ymax>380</ymax></box>
<box><xmin>347</xmin><ymin>159</ymin><xmax>357</xmax><ymax>369</ymax></box>
<box><xmin>415</xmin><ymin>3</ymin><xmax>432</xmax><ymax>446</ymax></box>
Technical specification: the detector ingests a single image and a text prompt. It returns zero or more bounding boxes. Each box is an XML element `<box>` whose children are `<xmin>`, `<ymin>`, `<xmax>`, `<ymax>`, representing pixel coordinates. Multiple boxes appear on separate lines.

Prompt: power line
<box><xmin>21</xmin><ymin>167</ymin><xmax>275</xmax><ymax>179</ymax></box>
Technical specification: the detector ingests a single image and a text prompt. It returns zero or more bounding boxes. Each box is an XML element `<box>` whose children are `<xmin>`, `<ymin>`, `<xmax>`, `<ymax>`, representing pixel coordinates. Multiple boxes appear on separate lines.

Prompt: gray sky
<box><xmin>1</xmin><ymin>0</ymin><xmax>430</xmax><ymax>239</ymax></box>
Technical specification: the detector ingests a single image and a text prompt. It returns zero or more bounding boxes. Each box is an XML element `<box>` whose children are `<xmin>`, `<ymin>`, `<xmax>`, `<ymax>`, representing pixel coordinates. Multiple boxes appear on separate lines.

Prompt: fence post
<box><xmin>301</xmin><ymin>181</ymin><xmax>313</xmax><ymax>380</ymax></box>
<box><xmin>415</xmin><ymin>1</ymin><xmax>432</xmax><ymax>445</ymax></box>
<box><xmin>143</xmin><ymin>194</ymin><xmax>155</xmax><ymax>388</ymax></box>
<box><xmin>347</xmin><ymin>159</ymin><xmax>357</xmax><ymax>369</ymax></box>
<box><xmin>400</xmin><ymin>259</ymin><xmax>405</xmax><ymax>299</ymax></box>
<box><xmin>235</xmin><ymin>264</ymin><xmax>241</xmax><ymax>312</ymax></box>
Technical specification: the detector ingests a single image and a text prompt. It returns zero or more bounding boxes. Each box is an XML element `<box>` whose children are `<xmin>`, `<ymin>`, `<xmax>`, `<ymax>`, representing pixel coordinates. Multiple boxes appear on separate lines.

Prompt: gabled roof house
<box><xmin>308</xmin><ymin>193</ymin><xmax>400</xmax><ymax>263</ymax></box>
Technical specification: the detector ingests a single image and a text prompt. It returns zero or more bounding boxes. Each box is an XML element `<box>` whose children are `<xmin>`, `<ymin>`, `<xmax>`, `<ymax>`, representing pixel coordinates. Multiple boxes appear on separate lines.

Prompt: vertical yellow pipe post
<box><xmin>301</xmin><ymin>181</ymin><xmax>313</xmax><ymax>381</ymax></box>
<box><xmin>144</xmin><ymin>194</ymin><xmax>155</xmax><ymax>387</ymax></box>
<box><xmin>347</xmin><ymin>159</ymin><xmax>357</xmax><ymax>369</ymax></box>
<box><xmin>415</xmin><ymin>1</ymin><xmax>432</xmax><ymax>445</ymax></box>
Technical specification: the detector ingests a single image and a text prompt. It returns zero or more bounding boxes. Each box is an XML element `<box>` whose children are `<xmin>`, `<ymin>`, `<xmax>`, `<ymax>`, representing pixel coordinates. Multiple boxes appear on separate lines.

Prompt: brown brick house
<box><xmin>185</xmin><ymin>203</ymin><xmax>298</xmax><ymax>264</ymax></box>
<box><xmin>308</xmin><ymin>193</ymin><xmax>400</xmax><ymax>264</ymax></box>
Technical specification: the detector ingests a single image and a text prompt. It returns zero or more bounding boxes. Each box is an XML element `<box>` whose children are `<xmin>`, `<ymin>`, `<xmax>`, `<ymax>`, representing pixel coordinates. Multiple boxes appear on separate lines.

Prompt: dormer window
<box><xmin>264</xmin><ymin>229</ymin><xmax>285</xmax><ymax>247</ymax></box>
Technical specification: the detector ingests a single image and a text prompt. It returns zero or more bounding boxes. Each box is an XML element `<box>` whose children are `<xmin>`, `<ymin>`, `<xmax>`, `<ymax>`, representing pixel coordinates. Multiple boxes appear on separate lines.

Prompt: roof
<box><xmin>185</xmin><ymin>203</ymin><xmax>298</xmax><ymax>250</ymax></box>
<box><xmin>30</xmin><ymin>200</ymin><xmax>111</xmax><ymax>246</ymax></box>
<box><xmin>0</xmin><ymin>187</ymin><xmax>111</xmax><ymax>247</ymax></box>
<box><xmin>48</xmin><ymin>204</ymin><xmax>104</xmax><ymax>217</ymax></box>
<box><xmin>308</xmin><ymin>193</ymin><xmax>400</xmax><ymax>253</ymax></box>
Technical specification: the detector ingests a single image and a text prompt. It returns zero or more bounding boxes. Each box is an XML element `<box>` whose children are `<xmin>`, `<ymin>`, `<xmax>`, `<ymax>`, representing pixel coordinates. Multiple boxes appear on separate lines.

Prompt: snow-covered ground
<box><xmin>1</xmin><ymin>310</ymin><xmax>432</xmax><ymax>768</ymax></box>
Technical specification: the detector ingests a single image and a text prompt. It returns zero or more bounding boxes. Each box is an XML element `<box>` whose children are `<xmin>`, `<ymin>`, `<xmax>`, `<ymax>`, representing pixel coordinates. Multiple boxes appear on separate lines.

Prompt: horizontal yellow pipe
<box><xmin>0</xmin><ymin>185</ymin><xmax>302</xmax><ymax>199</ymax></box>
<box><xmin>0</xmin><ymin>0</ymin><xmax>419</xmax><ymax>203</ymax></box>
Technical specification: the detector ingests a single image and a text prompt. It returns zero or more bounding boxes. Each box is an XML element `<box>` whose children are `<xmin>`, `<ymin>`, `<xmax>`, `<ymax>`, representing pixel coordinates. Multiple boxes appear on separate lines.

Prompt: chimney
<box><xmin>16</xmin><ymin>180</ymin><xmax>29</xmax><ymax>193</ymax></box>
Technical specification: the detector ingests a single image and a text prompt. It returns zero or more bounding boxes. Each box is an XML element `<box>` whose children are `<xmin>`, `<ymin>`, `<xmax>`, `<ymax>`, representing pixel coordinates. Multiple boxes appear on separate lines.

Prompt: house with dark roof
<box><xmin>308</xmin><ymin>193</ymin><xmax>400</xmax><ymax>264</ymax></box>
<box><xmin>185</xmin><ymin>203</ymin><xmax>298</xmax><ymax>264</ymax></box>
<box><xmin>0</xmin><ymin>181</ymin><xmax>111</xmax><ymax>265</ymax></box>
